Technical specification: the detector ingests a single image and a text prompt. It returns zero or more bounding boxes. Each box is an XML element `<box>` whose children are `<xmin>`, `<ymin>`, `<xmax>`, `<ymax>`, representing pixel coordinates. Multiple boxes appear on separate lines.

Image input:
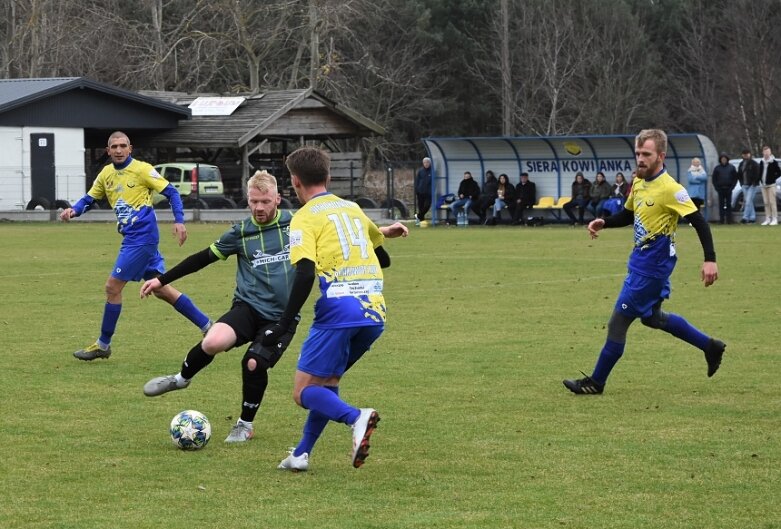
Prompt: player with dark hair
<box><xmin>268</xmin><ymin>146</ymin><xmax>408</xmax><ymax>471</ymax></box>
<box><xmin>60</xmin><ymin>131</ymin><xmax>211</xmax><ymax>361</ymax></box>
<box><xmin>563</xmin><ymin>129</ymin><xmax>726</xmax><ymax>395</ymax></box>
<box><xmin>140</xmin><ymin>170</ymin><xmax>297</xmax><ymax>443</ymax></box>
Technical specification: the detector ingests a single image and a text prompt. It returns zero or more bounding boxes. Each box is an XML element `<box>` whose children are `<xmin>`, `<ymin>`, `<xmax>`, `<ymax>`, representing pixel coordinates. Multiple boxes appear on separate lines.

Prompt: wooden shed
<box><xmin>139</xmin><ymin>87</ymin><xmax>385</xmax><ymax>202</ymax></box>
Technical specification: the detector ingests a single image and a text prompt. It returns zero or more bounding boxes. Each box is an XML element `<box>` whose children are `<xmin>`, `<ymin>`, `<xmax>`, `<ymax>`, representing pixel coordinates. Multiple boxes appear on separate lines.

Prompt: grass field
<box><xmin>0</xmin><ymin>220</ymin><xmax>779</xmax><ymax>529</ymax></box>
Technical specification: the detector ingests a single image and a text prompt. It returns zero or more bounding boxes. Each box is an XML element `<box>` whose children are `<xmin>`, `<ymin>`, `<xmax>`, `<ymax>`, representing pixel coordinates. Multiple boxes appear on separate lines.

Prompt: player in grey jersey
<box><xmin>140</xmin><ymin>170</ymin><xmax>296</xmax><ymax>443</ymax></box>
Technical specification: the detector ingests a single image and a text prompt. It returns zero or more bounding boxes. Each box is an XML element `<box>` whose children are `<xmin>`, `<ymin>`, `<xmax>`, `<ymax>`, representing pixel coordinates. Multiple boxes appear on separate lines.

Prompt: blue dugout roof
<box><xmin>422</xmin><ymin>133</ymin><xmax>718</xmax><ymax>224</ymax></box>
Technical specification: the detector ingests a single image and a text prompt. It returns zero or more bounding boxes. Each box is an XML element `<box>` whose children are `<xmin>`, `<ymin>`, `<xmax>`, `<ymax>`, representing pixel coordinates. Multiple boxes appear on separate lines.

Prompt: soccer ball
<box><xmin>170</xmin><ymin>410</ymin><xmax>211</xmax><ymax>450</ymax></box>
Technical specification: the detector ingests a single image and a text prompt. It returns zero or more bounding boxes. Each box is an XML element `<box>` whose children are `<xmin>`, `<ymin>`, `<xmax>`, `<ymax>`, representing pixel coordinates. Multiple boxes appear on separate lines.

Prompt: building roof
<box><xmin>0</xmin><ymin>77</ymin><xmax>190</xmax><ymax>118</ymax></box>
<box><xmin>140</xmin><ymin>87</ymin><xmax>385</xmax><ymax>148</ymax></box>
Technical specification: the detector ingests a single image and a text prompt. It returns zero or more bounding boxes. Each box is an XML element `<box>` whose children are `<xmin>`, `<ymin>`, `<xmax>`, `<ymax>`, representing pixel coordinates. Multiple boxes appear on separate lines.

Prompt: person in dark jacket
<box><xmin>588</xmin><ymin>171</ymin><xmax>612</xmax><ymax>218</ymax></box>
<box><xmin>476</xmin><ymin>170</ymin><xmax>498</xmax><ymax>221</ymax></box>
<box><xmin>711</xmin><ymin>153</ymin><xmax>738</xmax><ymax>224</ymax></box>
<box><xmin>563</xmin><ymin>171</ymin><xmax>591</xmax><ymax>225</ymax></box>
<box><xmin>414</xmin><ymin>157</ymin><xmax>433</xmax><ymax>225</ymax></box>
<box><xmin>512</xmin><ymin>172</ymin><xmax>537</xmax><ymax>225</ymax></box>
<box><xmin>758</xmin><ymin>145</ymin><xmax>781</xmax><ymax>225</ymax></box>
<box><xmin>737</xmin><ymin>149</ymin><xmax>761</xmax><ymax>224</ymax></box>
<box><xmin>448</xmin><ymin>171</ymin><xmax>481</xmax><ymax>223</ymax></box>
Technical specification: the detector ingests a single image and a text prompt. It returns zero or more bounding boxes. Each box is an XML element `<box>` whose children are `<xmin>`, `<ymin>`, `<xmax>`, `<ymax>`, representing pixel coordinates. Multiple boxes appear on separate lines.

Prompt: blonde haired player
<box><xmin>140</xmin><ymin>170</ymin><xmax>299</xmax><ymax>443</ymax></box>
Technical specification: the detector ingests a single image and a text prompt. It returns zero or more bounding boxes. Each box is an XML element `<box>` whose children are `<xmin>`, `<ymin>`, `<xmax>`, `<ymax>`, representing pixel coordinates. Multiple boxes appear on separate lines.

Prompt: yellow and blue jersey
<box><xmin>87</xmin><ymin>158</ymin><xmax>170</xmax><ymax>245</ymax></box>
<box><xmin>625</xmin><ymin>169</ymin><xmax>698</xmax><ymax>278</ymax></box>
<box><xmin>289</xmin><ymin>193</ymin><xmax>385</xmax><ymax>328</ymax></box>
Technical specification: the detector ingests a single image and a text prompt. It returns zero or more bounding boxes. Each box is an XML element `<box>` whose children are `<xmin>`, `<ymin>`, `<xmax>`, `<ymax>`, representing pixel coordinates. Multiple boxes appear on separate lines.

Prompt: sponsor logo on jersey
<box><xmin>289</xmin><ymin>229</ymin><xmax>303</xmax><ymax>247</ymax></box>
<box><xmin>251</xmin><ymin>248</ymin><xmax>289</xmax><ymax>267</ymax></box>
<box><xmin>674</xmin><ymin>189</ymin><xmax>690</xmax><ymax>204</ymax></box>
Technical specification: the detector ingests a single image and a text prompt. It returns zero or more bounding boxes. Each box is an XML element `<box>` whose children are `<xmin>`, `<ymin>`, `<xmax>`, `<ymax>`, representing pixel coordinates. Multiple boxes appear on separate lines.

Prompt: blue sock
<box><xmin>173</xmin><ymin>294</ymin><xmax>210</xmax><ymax>330</ymax></box>
<box><xmin>591</xmin><ymin>339</ymin><xmax>625</xmax><ymax>385</ymax></box>
<box><xmin>99</xmin><ymin>302</ymin><xmax>122</xmax><ymax>346</ymax></box>
<box><xmin>300</xmin><ymin>385</ymin><xmax>359</xmax><ymax>425</ymax></box>
<box><xmin>294</xmin><ymin>386</ymin><xmax>338</xmax><ymax>457</ymax></box>
<box><xmin>662</xmin><ymin>313</ymin><xmax>710</xmax><ymax>350</ymax></box>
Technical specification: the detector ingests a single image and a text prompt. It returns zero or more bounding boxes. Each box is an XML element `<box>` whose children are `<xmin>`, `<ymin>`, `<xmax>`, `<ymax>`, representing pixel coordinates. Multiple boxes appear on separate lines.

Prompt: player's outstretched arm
<box><xmin>379</xmin><ymin>222</ymin><xmax>409</xmax><ymax>238</ymax></box>
<box><xmin>684</xmin><ymin>210</ymin><xmax>717</xmax><ymax>287</ymax></box>
<box><xmin>172</xmin><ymin>223</ymin><xmax>187</xmax><ymax>246</ymax></box>
<box><xmin>140</xmin><ymin>278</ymin><xmax>162</xmax><ymax>298</ymax></box>
<box><xmin>701</xmin><ymin>261</ymin><xmax>718</xmax><ymax>287</ymax></box>
<box><xmin>140</xmin><ymin>247</ymin><xmax>218</xmax><ymax>298</ymax></box>
<box><xmin>59</xmin><ymin>208</ymin><xmax>76</xmax><ymax>221</ymax></box>
<box><xmin>160</xmin><ymin>184</ymin><xmax>186</xmax><ymax>246</ymax></box>
<box><xmin>587</xmin><ymin>218</ymin><xmax>605</xmax><ymax>239</ymax></box>
<box><xmin>61</xmin><ymin>194</ymin><xmax>96</xmax><ymax>221</ymax></box>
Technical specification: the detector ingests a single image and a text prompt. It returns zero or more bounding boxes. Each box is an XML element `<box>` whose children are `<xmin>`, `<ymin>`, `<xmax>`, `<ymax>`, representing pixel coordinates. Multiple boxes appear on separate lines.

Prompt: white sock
<box><xmin>174</xmin><ymin>373</ymin><xmax>188</xmax><ymax>386</ymax></box>
<box><xmin>237</xmin><ymin>418</ymin><xmax>252</xmax><ymax>427</ymax></box>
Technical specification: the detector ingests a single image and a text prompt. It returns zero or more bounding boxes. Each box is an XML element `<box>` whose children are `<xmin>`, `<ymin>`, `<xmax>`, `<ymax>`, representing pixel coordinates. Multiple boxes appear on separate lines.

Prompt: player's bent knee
<box><xmin>293</xmin><ymin>389</ymin><xmax>304</xmax><ymax>407</ymax></box>
<box><xmin>244</xmin><ymin>342</ymin><xmax>282</xmax><ymax>372</ymax></box>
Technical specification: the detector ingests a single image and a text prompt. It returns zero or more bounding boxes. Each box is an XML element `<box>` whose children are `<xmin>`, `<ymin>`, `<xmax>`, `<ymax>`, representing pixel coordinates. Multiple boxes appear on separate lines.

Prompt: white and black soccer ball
<box><xmin>170</xmin><ymin>410</ymin><xmax>211</xmax><ymax>450</ymax></box>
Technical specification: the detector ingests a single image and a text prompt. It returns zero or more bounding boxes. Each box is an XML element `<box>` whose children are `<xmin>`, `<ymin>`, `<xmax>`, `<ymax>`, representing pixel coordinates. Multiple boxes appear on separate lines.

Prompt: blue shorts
<box><xmin>614</xmin><ymin>271</ymin><xmax>670</xmax><ymax>318</ymax></box>
<box><xmin>297</xmin><ymin>325</ymin><xmax>384</xmax><ymax>378</ymax></box>
<box><xmin>111</xmin><ymin>244</ymin><xmax>165</xmax><ymax>282</ymax></box>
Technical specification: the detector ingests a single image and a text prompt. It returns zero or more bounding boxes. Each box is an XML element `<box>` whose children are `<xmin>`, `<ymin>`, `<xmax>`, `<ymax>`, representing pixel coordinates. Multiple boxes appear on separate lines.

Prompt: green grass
<box><xmin>0</xmin><ymin>221</ymin><xmax>779</xmax><ymax>529</ymax></box>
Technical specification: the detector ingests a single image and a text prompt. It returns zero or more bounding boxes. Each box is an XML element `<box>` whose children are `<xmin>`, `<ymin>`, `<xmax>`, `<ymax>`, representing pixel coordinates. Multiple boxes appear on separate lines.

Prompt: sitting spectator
<box><xmin>486</xmin><ymin>173</ymin><xmax>515</xmax><ymax>225</ymax></box>
<box><xmin>512</xmin><ymin>172</ymin><xmax>537</xmax><ymax>225</ymax></box>
<box><xmin>563</xmin><ymin>171</ymin><xmax>591</xmax><ymax>225</ymax></box>
<box><xmin>588</xmin><ymin>171</ymin><xmax>612</xmax><ymax>218</ymax></box>
<box><xmin>449</xmin><ymin>171</ymin><xmax>481</xmax><ymax>224</ymax></box>
<box><xmin>686</xmin><ymin>157</ymin><xmax>707</xmax><ymax>211</ymax></box>
<box><xmin>476</xmin><ymin>170</ymin><xmax>499</xmax><ymax>222</ymax></box>
<box><xmin>602</xmin><ymin>172</ymin><xmax>628</xmax><ymax>216</ymax></box>
<box><xmin>612</xmin><ymin>172</ymin><xmax>628</xmax><ymax>199</ymax></box>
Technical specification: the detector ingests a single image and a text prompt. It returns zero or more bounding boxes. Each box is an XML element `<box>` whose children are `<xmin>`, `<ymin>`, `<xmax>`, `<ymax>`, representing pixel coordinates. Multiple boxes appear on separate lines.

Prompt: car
<box><xmin>729</xmin><ymin>159</ymin><xmax>781</xmax><ymax>213</ymax></box>
<box><xmin>153</xmin><ymin>162</ymin><xmax>236</xmax><ymax>209</ymax></box>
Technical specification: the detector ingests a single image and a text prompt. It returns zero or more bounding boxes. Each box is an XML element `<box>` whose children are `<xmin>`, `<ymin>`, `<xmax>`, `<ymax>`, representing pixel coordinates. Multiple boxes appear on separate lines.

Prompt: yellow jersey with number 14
<box><xmin>289</xmin><ymin>193</ymin><xmax>386</xmax><ymax>329</ymax></box>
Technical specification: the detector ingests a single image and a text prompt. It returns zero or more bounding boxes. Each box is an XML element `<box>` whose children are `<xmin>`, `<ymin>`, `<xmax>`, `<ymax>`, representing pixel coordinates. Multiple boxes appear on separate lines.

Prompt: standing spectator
<box><xmin>477</xmin><ymin>170</ymin><xmax>499</xmax><ymax>222</ymax></box>
<box><xmin>512</xmin><ymin>172</ymin><xmax>537</xmax><ymax>225</ymax></box>
<box><xmin>588</xmin><ymin>171</ymin><xmax>612</xmax><ymax>218</ymax></box>
<box><xmin>487</xmin><ymin>173</ymin><xmax>515</xmax><ymax>225</ymax></box>
<box><xmin>711</xmin><ymin>153</ymin><xmax>738</xmax><ymax>224</ymax></box>
<box><xmin>449</xmin><ymin>171</ymin><xmax>481</xmax><ymax>223</ymax></box>
<box><xmin>563</xmin><ymin>171</ymin><xmax>591</xmax><ymax>225</ymax></box>
<box><xmin>686</xmin><ymin>157</ymin><xmax>708</xmax><ymax>211</ymax></box>
<box><xmin>414</xmin><ymin>157</ymin><xmax>433</xmax><ymax>226</ymax></box>
<box><xmin>59</xmin><ymin>131</ymin><xmax>211</xmax><ymax>361</ymax></box>
<box><xmin>758</xmin><ymin>145</ymin><xmax>780</xmax><ymax>226</ymax></box>
<box><xmin>737</xmin><ymin>149</ymin><xmax>760</xmax><ymax>224</ymax></box>
<box><xmin>563</xmin><ymin>129</ymin><xmax>724</xmax><ymax>395</ymax></box>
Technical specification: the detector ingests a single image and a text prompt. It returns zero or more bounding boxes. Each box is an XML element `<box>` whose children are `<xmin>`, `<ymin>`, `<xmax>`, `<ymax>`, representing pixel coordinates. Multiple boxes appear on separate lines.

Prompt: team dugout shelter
<box><xmin>421</xmin><ymin>134</ymin><xmax>719</xmax><ymax>225</ymax></box>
